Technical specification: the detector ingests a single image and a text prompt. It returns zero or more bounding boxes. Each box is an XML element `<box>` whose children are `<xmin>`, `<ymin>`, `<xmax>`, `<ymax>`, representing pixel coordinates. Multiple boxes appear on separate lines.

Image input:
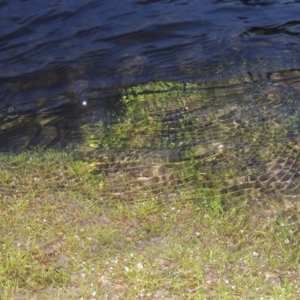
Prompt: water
<box><xmin>0</xmin><ymin>0</ymin><xmax>300</xmax><ymax>150</ymax></box>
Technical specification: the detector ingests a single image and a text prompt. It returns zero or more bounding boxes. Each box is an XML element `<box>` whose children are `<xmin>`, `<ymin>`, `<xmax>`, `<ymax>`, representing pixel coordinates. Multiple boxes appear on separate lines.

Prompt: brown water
<box><xmin>0</xmin><ymin>0</ymin><xmax>300</xmax><ymax>150</ymax></box>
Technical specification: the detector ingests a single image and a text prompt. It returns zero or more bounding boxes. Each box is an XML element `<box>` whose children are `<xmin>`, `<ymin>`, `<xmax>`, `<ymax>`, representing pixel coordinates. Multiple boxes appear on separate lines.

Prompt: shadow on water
<box><xmin>0</xmin><ymin>78</ymin><xmax>122</xmax><ymax>151</ymax></box>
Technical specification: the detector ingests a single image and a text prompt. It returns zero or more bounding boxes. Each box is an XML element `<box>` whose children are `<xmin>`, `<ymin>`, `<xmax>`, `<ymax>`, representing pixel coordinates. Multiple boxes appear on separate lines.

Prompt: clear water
<box><xmin>0</xmin><ymin>0</ymin><xmax>300</xmax><ymax>150</ymax></box>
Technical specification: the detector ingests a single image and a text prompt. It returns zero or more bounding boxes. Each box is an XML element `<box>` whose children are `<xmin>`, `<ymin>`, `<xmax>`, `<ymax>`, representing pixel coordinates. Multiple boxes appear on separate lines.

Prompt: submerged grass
<box><xmin>1</xmin><ymin>149</ymin><xmax>300</xmax><ymax>299</ymax></box>
<box><xmin>2</xmin><ymin>78</ymin><xmax>300</xmax><ymax>299</ymax></box>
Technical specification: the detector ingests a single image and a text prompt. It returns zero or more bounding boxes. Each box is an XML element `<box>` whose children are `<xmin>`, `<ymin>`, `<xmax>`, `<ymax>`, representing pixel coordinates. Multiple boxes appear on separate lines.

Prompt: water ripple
<box><xmin>0</xmin><ymin>0</ymin><xmax>300</xmax><ymax>150</ymax></box>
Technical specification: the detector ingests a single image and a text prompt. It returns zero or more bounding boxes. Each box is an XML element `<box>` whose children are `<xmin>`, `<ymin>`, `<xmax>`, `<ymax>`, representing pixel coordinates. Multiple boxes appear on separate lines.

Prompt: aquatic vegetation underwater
<box><xmin>2</xmin><ymin>79</ymin><xmax>300</xmax><ymax>299</ymax></box>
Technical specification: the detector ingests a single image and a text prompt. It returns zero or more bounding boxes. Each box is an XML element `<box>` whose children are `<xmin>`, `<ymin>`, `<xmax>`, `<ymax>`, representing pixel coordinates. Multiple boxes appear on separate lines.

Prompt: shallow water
<box><xmin>0</xmin><ymin>0</ymin><xmax>300</xmax><ymax>150</ymax></box>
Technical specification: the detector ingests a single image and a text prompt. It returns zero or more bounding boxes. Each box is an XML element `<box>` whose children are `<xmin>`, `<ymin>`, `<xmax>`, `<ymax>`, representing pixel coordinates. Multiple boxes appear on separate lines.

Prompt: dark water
<box><xmin>1</xmin><ymin>0</ymin><xmax>300</xmax><ymax>150</ymax></box>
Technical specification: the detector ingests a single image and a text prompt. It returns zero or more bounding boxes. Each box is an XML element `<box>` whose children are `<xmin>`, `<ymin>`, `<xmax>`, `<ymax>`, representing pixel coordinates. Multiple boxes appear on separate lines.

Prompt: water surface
<box><xmin>0</xmin><ymin>0</ymin><xmax>300</xmax><ymax>150</ymax></box>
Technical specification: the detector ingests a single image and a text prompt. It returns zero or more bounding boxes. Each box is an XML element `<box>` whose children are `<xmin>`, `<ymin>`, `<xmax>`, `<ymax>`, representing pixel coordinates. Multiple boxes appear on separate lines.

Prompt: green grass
<box><xmin>1</xmin><ymin>149</ymin><xmax>300</xmax><ymax>299</ymax></box>
<box><xmin>2</xmin><ymin>78</ymin><xmax>300</xmax><ymax>299</ymax></box>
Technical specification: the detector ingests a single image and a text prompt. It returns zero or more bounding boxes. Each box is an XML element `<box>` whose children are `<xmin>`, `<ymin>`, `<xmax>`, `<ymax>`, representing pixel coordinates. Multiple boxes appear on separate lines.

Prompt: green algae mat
<box><xmin>77</xmin><ymin>78</ymin><xmax>300</xmax><ymax>203</ymax></box>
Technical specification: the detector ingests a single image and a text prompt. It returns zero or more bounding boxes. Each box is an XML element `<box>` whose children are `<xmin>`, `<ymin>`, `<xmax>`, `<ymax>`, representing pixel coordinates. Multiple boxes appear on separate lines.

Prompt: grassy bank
<box><xmin>1</xmin><ymin>149</ymin><xmax>300</xmax><ymax>299</ymax></box>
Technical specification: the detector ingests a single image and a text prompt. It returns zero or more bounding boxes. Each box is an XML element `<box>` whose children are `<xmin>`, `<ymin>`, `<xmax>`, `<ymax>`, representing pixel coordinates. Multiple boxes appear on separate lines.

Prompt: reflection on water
<box><xmin>0</xmin><ymin>0</ymin><xmax>300</xmax><ymax>150</ymax></box>
<box><xmin>0</xmin><ymin>85</ymin><xmax>121</xmax><ymax>150</ymax></box>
